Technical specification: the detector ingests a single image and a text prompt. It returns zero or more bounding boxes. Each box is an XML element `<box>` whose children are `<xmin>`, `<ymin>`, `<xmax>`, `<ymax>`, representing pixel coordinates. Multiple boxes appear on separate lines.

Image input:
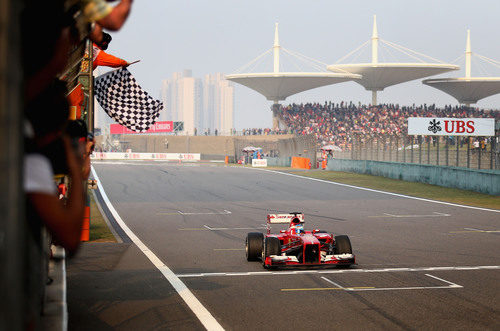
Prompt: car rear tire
<box><xmin>246</xmin><ymin>232</ymin><xmax>264</xmax><ymax>261</ymax></box>
<box><xmin>334</xmin><ymin>235</ymin><xmax>352</xmax><ymax>254</ymax></box>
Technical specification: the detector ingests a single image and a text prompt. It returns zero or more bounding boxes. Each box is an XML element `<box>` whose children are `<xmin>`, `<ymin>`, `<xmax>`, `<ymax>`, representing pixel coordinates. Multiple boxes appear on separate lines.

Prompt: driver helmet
<box><xmin>295</xmin><ymin>223</ymin><xmax>304</xmax><ymax>234</ymax></box>
<box><xmin>291</xmin><ymin>217</ymin><xmax>303</xmax><ymax>234</ymax></box>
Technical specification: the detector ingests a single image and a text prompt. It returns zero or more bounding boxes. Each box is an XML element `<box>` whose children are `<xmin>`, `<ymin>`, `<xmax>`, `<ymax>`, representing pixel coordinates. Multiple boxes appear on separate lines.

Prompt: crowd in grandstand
<box><xmin>277</xmin><ymin>101</ymin><xmax>499</xmax><ymax>149</ymax></box>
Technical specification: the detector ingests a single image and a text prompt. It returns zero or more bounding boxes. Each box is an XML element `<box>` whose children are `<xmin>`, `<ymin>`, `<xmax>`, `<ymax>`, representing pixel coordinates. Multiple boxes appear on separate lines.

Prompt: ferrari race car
<box><xmin>245</xmin><ymin>212</ymin><xmax>355</xmax><ymax>268</ymax></box>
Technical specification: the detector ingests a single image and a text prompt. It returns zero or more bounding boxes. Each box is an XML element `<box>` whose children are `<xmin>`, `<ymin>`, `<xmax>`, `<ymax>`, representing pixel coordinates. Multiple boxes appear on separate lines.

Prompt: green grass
<box><xmin>287</xmin><ymin>170</ymin><xmax>500</xmax><ymax>210</ymax></box>
<box><xmin>89</xmin><ymin>192</ymin><xmax>117</xmax><ymax>242</ymax></box>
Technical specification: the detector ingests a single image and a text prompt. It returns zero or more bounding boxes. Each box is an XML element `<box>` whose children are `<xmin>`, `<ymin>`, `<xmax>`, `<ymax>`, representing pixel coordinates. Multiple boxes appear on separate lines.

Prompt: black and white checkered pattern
<box><xmin>95</xmin><ymin>68</ymin><xmax>162</xmax><ymax>132</ymax></box>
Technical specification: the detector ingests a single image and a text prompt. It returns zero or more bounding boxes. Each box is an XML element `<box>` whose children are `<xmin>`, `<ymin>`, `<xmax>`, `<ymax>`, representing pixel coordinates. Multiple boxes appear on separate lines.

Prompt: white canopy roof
<box><xmin>225</xmin><ymin>72</ymin><xmax>360</xmax><ymax>102</ymax></box>
<box><xmin>327</xmin><ymin>63</ymin><xmax>459</xmax><ymax>91</ymax></box>
<box><xmin>422</xmin><ymin>77</ymin><xmax>500</xmax><ymax>104</ymax></box>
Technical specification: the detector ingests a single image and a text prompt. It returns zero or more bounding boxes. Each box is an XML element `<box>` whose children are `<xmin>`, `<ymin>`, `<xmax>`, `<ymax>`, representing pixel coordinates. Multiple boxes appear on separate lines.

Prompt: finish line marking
<box><xmin>176</xmin><ymin>265</ymin><xmax>500</xmax><ymax>278</ymax></box>
<box><xmin>290</xmin><ymin>274</ymin><xmax>464</xmax><ymax>292</ymax></box>
<box><xmin>91</xmin><ymin>167</ymin><xmax>224</xmax><ymax>331</ymax></box>
<box><xmin>450</xmin><ymin>227</ymin><xmax>500</xmax><ymax>234</ymax></box>
<box><xmin>203</xmin><ymin>225</ymin><xmax>266</xmax><ymax>231</ymax></box>
<box><xmin>179</xmin><ymin>210</ymin><xmax>232</xmax><ymax>215</ymax></box>
<box><xmin>369</xmin><ymin>212</ymin><xmax>451</xmax><ymax>218</ymax></box>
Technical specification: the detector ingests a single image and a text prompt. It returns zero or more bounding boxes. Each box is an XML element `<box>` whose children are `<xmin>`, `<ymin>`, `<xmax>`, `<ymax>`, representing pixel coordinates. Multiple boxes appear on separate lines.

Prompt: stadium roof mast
<box><xmin>423</xmin><ymin>30</ymin><xmax>500</xmax><ymax>106</ymax></box>
<box><xmin>226</xmin><ymin>23</ymin><xmax>361</xmax><ymax>129</ymax></box>
<box><xmin>327</xmin><ymin>15</ymin><xmax>459</xmax><ymax>106</ymax></box>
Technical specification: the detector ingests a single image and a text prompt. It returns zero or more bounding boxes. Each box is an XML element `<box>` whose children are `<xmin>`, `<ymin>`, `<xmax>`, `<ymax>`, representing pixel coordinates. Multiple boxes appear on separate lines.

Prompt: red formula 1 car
<box><xmin>245</xmin><ymin>212</ymin><xmax>355</xmax><ymax>268</ymax></box>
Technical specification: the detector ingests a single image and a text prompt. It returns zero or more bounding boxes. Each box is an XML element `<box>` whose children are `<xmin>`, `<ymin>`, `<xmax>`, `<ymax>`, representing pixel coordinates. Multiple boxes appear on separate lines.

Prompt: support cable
<box><xmin>234</xmin><ymin>48</ymin><xmax>272</xmax><ymax>73</ymax></box>
<box><xmin>281</xmin><ymin>47</ymin><xmax>328</xmax><ymax>71</ymax></box>
<box><xmin>381</xmin><ymin>39</ymin><xmax>445</xmax><ymax>63</ymax></box>
<box><xmin>335</xmin><ymin>40</ymin><xmax>370</xmax><ymax>64</ymax></box>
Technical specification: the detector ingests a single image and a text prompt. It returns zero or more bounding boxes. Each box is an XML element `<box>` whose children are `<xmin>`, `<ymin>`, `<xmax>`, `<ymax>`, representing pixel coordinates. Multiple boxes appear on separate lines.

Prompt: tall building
<box><xmin>204</xmin><ymin>73</ymin><xmax>234</xmax><ymax>135</ymax></box>
<box><xmin>161</xmin><ymin>70</ymin><xmax>202</xmax><ymax>135</ymax></box>
<box><xmin>161</xmin><ymin>70</ymin><xmax>234</xmax><ymax>135</ymax></box>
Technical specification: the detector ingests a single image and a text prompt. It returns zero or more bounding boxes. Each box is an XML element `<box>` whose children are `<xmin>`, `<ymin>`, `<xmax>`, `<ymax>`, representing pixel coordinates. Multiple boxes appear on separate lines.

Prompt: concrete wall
<box><xmin>265</xmin><ymin>157</ymin><xmax>292</xmax><ymax>167</ymax></box>
<box><xmin>326</xmin><ymin>159</ymin><xmax>500</xmax><ymax>195</ymax></box>
<box><xmin>96</xmin><ymin>134</ymin><xmax>316</xmax><ymax>165</ymax></box>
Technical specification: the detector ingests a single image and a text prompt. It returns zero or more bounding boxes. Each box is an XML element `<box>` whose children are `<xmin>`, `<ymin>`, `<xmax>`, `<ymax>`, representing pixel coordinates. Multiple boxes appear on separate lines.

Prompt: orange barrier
<box><xmin>225</xmin><ymin>156</ymin><xmax>229</xmax><ymax>164</ymax></box>
<box><xmin>321</xmin><ymin>160</ymin><xmax>327</xmax><ymax>170</ymax></box>
<box><xmin>81</xmin><ymin>206</ymin><xmax>90</xmax><ymax>241</ymax></box>
<box><xmin>291</xmin><ymin>157</ymin><xmax>311</xmax><ymax>169</ymax></box>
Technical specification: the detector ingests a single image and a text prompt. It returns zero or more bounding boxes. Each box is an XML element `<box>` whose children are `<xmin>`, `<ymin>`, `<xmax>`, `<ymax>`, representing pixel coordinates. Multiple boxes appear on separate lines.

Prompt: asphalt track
<box><xmin>71</xmin><ymin>162</ymin><xmax>500</xmax><ymax>330</ymax></box>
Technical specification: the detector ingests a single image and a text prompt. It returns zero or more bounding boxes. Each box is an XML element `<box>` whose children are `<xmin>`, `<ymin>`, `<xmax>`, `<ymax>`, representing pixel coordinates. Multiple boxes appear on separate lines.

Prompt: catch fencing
<box><xmin>334</xmin><ymin>133</ymin><xmax>500</xmax><ymax>170</ymax></box>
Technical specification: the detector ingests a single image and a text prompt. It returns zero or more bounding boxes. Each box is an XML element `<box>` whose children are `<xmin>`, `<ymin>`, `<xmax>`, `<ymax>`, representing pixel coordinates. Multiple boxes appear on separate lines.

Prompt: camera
<box><xmin>40</xmin><ymin>119</ymin><xmax>89</xmax><ymax>175</ymax></box>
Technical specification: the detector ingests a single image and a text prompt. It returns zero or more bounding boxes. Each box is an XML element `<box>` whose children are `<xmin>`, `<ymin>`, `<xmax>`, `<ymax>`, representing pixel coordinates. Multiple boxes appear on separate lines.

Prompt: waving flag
<box><xmin>95</xmin><ymin>68</ymin><xmax>162</xmax><ymax>132</ymax></box>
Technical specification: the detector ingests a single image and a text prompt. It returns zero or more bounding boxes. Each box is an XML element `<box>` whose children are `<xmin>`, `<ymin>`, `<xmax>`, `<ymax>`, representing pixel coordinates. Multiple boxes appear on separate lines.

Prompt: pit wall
<box><xmin>265</xmin><ymin>157</ymin><xmax>292</xmax><ymax>167</ymax></box>
<box><xmin>95</xmin><ymin>134</ymin><xmax>316</xmax><ymax>165</ymax></box>
<box><xmin>325</xmin><ymin>158</ymin><xmax>500</xmax><ymax>195</ymax></box>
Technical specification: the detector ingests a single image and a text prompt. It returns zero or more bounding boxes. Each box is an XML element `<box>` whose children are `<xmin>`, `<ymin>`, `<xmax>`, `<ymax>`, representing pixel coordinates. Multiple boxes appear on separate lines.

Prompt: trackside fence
<box><xmin>333</xmin><ymin>132</ymin><xmax>500</xmax><ymax>171</ymax></box>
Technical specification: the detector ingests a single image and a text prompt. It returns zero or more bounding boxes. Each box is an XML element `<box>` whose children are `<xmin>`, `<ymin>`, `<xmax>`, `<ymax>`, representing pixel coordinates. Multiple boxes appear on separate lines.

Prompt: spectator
<box><xmin>276</xmin><ymin>102</ymin><xmax>499</xmax><ymax>150</ymax></box>
<box><xmin>83</xmin><ymin>0</ymin><xmax>134</xmax><ymax>32</ymax></box>
<box><xmin>24</xmin><ymin>80</ymin><xmax>86</xmax><ymax>254</ymax></box>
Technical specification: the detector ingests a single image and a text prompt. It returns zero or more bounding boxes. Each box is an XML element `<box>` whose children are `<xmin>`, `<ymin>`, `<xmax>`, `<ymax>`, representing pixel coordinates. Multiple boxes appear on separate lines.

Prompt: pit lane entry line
<box><xmin>91</xmin><ymin>167</ymin><xmax>224</xmax><ymax>331</ymax></box>
<box><xmin>176</xmin><ymin>265</ymin><xmax>500</xmax><ymax>278</ymax></box>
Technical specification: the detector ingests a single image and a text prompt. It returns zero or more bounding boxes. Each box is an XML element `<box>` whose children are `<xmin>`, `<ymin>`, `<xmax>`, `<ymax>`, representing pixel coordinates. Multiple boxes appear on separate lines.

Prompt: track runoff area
<box><xmin>92</xmin><ymin>161</ymin><xmax>500</xmax><ymax>330</ymax></box>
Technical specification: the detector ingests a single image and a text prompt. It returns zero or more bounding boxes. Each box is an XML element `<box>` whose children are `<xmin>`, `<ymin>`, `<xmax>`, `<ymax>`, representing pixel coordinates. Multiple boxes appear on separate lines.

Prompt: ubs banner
<box><xmin>407</xmin><ymin>118</ymin><xmax>495</xmax><ymax>136</ymax></box>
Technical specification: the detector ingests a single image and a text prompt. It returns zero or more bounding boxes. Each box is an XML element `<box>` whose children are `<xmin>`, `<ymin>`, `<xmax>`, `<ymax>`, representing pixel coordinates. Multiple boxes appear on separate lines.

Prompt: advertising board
<box><xmin>252</xmin><ymin>159</ymin><xmax>268</xmax><ymax>167</ymax></box>
<box><xmin>110</xmin><ymin>121</ymin><xmax>173</xmax><ymax>134</ymax></box>
<box><xmin>407</xmin><ymin>118</ymin><xmax>495</xmax><ymax>136</ymax></box>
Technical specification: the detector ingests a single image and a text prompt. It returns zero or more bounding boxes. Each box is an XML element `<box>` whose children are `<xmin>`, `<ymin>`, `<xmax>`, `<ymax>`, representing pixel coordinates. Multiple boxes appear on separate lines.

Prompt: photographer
<box><xmin>24</xmin><ymin>80</ymin><xmax>86</xmax><ymax>254</ymax></box>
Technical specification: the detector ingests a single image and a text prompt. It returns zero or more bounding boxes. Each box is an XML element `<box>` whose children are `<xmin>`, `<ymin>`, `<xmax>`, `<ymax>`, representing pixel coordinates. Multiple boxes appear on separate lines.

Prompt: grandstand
<box><xmin>278</xmin><ymin>102</ymin><xmax>499</xmax><ymax>150</ymax></box>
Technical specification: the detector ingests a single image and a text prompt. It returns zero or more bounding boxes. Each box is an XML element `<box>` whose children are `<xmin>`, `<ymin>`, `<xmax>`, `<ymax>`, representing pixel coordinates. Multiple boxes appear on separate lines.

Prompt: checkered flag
<box><xmin>94</xmin><ymin>68</ymin><xmax>162</xmax><ymax>132</ymax></box>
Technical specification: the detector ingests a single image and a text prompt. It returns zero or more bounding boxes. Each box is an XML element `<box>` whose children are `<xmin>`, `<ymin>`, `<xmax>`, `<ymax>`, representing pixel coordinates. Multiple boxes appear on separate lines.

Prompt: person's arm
<box><xmin>28</xmin><ymin>137</ymin><xmax>85</xmax><ymax>253</ymax></box>
<box><xmin>94</xmin><ymin>49</ymin><xmax>128</xmax><ymax>68</ymax></box>
<box><xmin>96</xmin><ymin>0</ymin><xmax>133</xmax><ymax>31</ymax></box>
<box><xmin>89</xmin><ymin>23</ymin><xmax>103</xmax><ymax>44</ymax></box>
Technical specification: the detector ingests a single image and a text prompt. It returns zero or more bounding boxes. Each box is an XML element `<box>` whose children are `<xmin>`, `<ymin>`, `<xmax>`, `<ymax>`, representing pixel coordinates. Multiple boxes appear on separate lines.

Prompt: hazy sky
<box><xmin>107</xmin><ymin>0</ymin><xmax>500</xmax><ymax>129</ymax></box>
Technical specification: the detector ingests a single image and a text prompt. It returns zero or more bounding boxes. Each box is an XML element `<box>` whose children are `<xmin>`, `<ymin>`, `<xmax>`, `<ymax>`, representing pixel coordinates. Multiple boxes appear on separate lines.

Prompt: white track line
<box><xmin>91</xmin><ymin>166</ymin><xmax>224</xmax><ymax>331</ymax></box>
<box><xmin>179</xmin><ymin>210</ymin><xmax>231</xmax><ymax>215</ymax></box>
<box><xmin>317</xmin><ymin>273</ymin><xmax>462</xmax><ymax>292</ymax></box>
<box><xmin>321</xmin><ymin>276</ymin><xmax>345</xmax><ymax>289</ymax></box>
<box><xmin>176</xmin><ymin>265</ymin><xmax>500</xmax><ymax>278</ymax></box>
<box><xmin>250</xmin><ymin>168</ymin><xmax>500</xmax><ymax>213</ymax></box>
<box><xmin>425</xmin><ymin>274</ymin><xmax>463</xmax><ymax>288</ymax></box>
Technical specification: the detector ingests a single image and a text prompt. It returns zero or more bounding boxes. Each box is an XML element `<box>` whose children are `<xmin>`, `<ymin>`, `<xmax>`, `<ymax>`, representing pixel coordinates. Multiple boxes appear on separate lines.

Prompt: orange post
<box><xmin>225</xmin><ymin>156</ymin><xmax>229</xmax><ymax>164</ymax></box>
<box><xmin>80</xmin><ymin>205</ymin><xmax>90</xmax><ymax>241</ymax></box>
<box><xmin>291</xmin><ymin>157</ymin><xmax>311</xmax><ymax>169</ymax></box>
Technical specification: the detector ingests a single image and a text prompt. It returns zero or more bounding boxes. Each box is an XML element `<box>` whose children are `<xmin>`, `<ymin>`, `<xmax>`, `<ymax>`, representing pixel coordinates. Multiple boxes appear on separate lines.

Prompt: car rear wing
<box><xmin>266</xmin><ymin>213</ymin><xmax>304</xmax><ymax>234</ymax></box>
<box><xmin>267</xmin><ymin>213</ymin><xmax>304</xmax><ymax>224</ymax></box>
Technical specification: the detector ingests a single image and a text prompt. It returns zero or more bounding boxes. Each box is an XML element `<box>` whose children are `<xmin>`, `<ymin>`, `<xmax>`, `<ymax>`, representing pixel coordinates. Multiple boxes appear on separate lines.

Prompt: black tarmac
<box><xmin>67</xmin><ymin>162</ymin><xmax>500</xmax><ymax>330</ymax></box>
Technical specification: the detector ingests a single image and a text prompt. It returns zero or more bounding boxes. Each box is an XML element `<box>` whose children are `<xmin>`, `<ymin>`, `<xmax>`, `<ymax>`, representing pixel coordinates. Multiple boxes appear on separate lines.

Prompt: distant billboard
<box><xmin>110</xmin><ymin>121</ymin><xmax>173</xmax><ymax>134</ymax></box>
<box><xmin>407</xmin><ymin>118</ymin><xmax>495</xmax><ymax>136</ymax></box>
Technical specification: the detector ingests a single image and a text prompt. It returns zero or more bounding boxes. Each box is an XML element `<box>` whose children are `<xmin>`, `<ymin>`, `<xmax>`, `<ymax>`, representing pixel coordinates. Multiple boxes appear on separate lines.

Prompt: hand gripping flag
<box><xmin>94</xmin><ymin>68</ymin><xmax>162</xmax><ymax>132</ymax></box>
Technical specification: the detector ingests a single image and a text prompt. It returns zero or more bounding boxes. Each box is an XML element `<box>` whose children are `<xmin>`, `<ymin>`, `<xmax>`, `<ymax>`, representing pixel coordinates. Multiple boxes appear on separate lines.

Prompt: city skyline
<box><xmin>160</xmin><ymin>70</ymin><xmax>234</xmax><ymax>135</ymax></box>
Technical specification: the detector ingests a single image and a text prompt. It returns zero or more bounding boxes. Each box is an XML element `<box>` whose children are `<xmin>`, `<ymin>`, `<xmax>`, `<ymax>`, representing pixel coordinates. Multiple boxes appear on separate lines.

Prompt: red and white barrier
<box><xmin>91</xmin><ymin>152</ymin><xmax>201</xmax><ymax>161</ymax></box>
